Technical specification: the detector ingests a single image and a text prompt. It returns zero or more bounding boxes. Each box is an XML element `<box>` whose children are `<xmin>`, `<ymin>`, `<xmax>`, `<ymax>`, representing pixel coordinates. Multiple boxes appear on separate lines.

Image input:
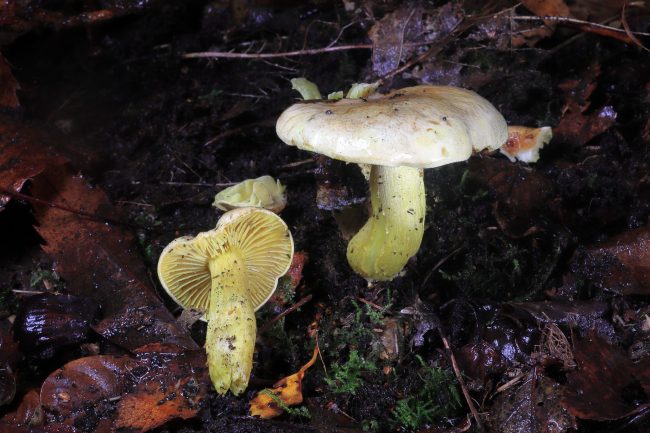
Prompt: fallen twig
<box><xmin>512</xmin><ymin>15</ymin><xmax>650</xmax><ymax>45</ymax></box>
<box><xmin>621</xmin><ymin>0</ymin><xmax>650</xmax><ymax>52</ymax></box>
<box><xmin>259</xmin><ymin>294</ymin><xmax>313</xmax><ymax>334</ymax></box>
<box><xmin>184</xmin><ymin>44</ymin><xmax>372</xmax><ymax>59</ymax></box>
<box><xmin>440</xmin><ymin>331</ymin><xmax>484</xmax><ymax>431</ymax></box>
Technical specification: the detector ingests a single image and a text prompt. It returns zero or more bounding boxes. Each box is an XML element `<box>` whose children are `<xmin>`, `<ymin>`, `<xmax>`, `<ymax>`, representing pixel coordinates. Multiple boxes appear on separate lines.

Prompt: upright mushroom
<box><xmin>157</xmin><ymin>208</ymin><xmax>294</xmax><ymax>395</ymax></box>
<box><xmin>276</xmin><ymin>85</ymin><xmax>507</xmax><ymax>281</ymax></box>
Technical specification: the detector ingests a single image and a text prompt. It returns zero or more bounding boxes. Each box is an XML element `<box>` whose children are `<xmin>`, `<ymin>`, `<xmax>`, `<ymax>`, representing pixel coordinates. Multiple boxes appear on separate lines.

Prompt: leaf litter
<box><xmin>0</xmin><ymin>1</ymin><xmax>650</xmax><ymax>433</ymax></box>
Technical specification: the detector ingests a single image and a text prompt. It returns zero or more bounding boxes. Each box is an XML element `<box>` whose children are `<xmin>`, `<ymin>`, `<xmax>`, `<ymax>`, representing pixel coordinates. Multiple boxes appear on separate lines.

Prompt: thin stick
<box><xmin>0</xmin><ymin>187</ymin><xmax>141</xmax><ymax>229</ymax></box>
<box><xmin>512</xmin><ymin>14</ymin><xmax>650</xmax><ymax>45</ymax></box>
<box><xmin>259</xmin><ymin>294</ymin><xmax>313</xmax><ymax>334</ymax></box>
<box><xmin>512</xmin><ymin>15</ymin><xmax>650</xmax><ymax>37</ymax></box>
<box><xmin>159</xmin><ymin>181</ymin><xmax>237</xmax><ymax>187</ymax></box>
<box><xmin>279</xmin><ymin>158</ymin><xmax>317</xmax><ymax>169</ymax></box>
<box><xmin>440</xmin><ymin>331</ymin><xmax>484</xmax><ymax>431</ymax></box>
<box><xmin>184</xmin><ymin>44</ymin><xmax>372</xmax><ymax>59</ymax></box>
<box><xmin>356</xmin><ymin>296</ymin><xmax>384</xmax><ymax>311</ymax></box>
<box><xmin>621</xmin><ymin>0</ymin><xmax>650</xmax><ymax>52</ymax></box>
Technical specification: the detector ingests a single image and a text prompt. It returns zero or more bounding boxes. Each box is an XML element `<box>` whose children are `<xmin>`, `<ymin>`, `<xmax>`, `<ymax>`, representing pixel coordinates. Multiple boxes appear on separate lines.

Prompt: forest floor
<box><xmin>1</xmin><ymin>1</ymin><xmax>650</xmax><ymax>432</ymax></box>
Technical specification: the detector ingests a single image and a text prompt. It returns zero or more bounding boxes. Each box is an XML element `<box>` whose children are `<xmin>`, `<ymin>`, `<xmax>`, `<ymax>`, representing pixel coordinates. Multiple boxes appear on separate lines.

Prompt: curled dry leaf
<box><xmin>250</xmin><ymin>344</ymin><xmax>319</xmax><ymax>419</ymax></box>
<box><xmin>40</xmin><ymin>344</ymin><xmax>208</xmax><ymax>433</ymax></box>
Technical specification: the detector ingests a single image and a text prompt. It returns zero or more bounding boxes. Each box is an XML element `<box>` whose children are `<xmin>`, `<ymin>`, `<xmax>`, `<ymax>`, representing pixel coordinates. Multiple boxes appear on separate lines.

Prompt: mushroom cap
<box><xmin>157</xmin><ymin>208</ymin><xmax>294</xmax><ymax>319</ymax></box>
<box><xmin>276</xmin><ymin>85</ymin><xmax>508</xmax><ymax>168</ymax></box>
<box><xmin>212</xmin><ymin>175</ymin><xmax>287</xmax><ymax>213</ymax></box>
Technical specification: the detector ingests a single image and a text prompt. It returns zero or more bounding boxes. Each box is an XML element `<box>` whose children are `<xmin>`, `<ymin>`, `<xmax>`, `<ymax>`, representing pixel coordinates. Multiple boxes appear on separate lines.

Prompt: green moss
<box><xmin>391</xmin><ymin>356</ymin><xmax>462</xmax><ymax>430</ymax></box>
<box><xmin>325</xmin><ymin>350</ymin><xmax>377</xmax><ymax>395</ymax></box>
<box><xmin>260</xmin><ymin>389</ymin><xmax>311</xmax><ymax>419</ymax></box>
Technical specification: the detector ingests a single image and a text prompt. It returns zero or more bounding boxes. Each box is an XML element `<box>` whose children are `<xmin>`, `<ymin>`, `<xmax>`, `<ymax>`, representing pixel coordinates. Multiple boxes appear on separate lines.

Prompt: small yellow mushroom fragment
<box><xmin>213</xmin><ymin>175</ymin><xmax>287</xmax><ymax>214</ymax></box>
<box><xmin>157</xmin><ymin>208</ymin><xmax>294</xmax><ymax>395</ymax></box>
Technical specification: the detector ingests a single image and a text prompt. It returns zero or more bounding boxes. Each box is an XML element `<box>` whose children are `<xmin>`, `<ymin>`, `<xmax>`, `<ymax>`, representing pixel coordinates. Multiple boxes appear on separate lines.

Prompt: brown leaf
<box><xmin>0</xmin><ymin>117</ymin><xmax>195</xmax><ymax>350</ymax></box>
<box><xmin>29</xmin><ymin>164</ymin><xmax>196</xmax><ymax>351</ymax></box>
<box><xmin>553</xmin><ymin>63</ymin><xmax>617</xmax><ymax>147</ymax></box>
<box><xmin>521</xmin><ymin>0</ymin><xmax>570</xmax><ymax>17</ymax></box>
<box><xmin>41</xmin><ymin>355</ymin><xmax>135</xmax><ymax>433</ymax></box>
<box><xmin>0</xmin><ymin>54</ymin><xmax>19</xmax><ymax>108</ymax></box>
<box><xmin>41</xmin><ymin>345</ymin><xmax>208</xmax><ymax>433</ymax></box>
<box><xmin>0</xmin><ymin>116</ymin><xmax>67</xmax><ymax>209</ymax></box>
<box><xmin>115</xmin><ymin>344</ymin><xmax>208</xmax><ymax>432</ymax></box>
<box><xmin>368</xmin><ymin>3</ymin><xmax>462</xmax><ymax>78</ymax></box>
<box><xmin>469</xmin><ymin>157</ymin><xmax>554</xmax><ymax>237</ymax></box>
<box><xmin>489</xmin><ymin>371</ymin><xmax>576</xmax><ymax>433</ymax></box>
<box><xmin>1</xmin><ymin>389</ymin><xmax>43</xmax><ymax>427</ymax></box>
<box><xmin>578</xmin><ymin>226</ymin><xmax>650</xmax><ymax>295</ymax></box>
<box><xmin>561</xmin><ymin>333</ymin><xmax>650</xmax><ymax>421</ymax></box>
<box><xmin>250</xmin><ymin>344</ymin><xmax>319</xmax><ymax>419</ymax></box>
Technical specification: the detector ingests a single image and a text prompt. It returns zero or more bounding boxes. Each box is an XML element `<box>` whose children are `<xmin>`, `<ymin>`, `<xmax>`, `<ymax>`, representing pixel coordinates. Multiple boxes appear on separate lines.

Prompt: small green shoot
<box><xmin>29</xmin><ymin>267</ymin><xmax>63</xmax><ymax>291</ymax></box>
<box><xmin>326</xmin><ymin>350</ymin><xmax>377</xmax><ymax>395</ymax></box>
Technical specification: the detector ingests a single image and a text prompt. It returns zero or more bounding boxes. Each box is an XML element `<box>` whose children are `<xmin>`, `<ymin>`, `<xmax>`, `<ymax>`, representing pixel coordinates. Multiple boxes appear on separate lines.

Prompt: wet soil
<box><xmin>1</xmin><ymin>1</ymin><xmax>650</xmax><ymax>433</ymax></box>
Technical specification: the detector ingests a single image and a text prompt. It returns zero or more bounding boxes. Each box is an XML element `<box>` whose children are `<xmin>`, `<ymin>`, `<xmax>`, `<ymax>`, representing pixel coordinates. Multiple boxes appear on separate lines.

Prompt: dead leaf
<box><xmin>561</xmin><ymin>332</ymin><xmax>650</xmax><ymax>421</ymax></box>
<box><xmin>574</xmin><ymin>226</ymin><xmax>650</xmax><ymax>295</ymax></box>
<box><xmin>0</xmin><ymin>389</ymin><xmax>42</xmax><ymax>428</ymax></box>
<box><xmin>0</xmin><ymin>54</ymin><xmax>19</xmax><ymax>108</ymax></box>
<box><xmin>0</xmin><ymin>319</ymin><xmax>19</xmax><ymax>407</ymax></box>
<box><xmin>553</xmin><ymin>63</ymin><xmax>617</xmax><ymax>147</ymax></box>
<box><xmin>286</xmin><ymin>251</ymin><xmax>308</xmax><ymax>291</ymax></box>
<box><xmin>28</xmin><ymin>163</ymin><xmax>196</xmax><ymax>351</ymax></box>
<box><xmin>41</xmin><ymin>345</ymin><xmax>208</xmax><ymax>433</ymax></box>
<box><xmin>0</xmin><ymin>116</ymin><xmax>67</xmax><ymax>209</ymax></box>
<box><xmin>489</xmin><ymin>370</ymin><xmax>576</xmax><ymax>433</ymax></box>
<box><xmin>368</xmin><ymin>3</ymin><xmax>462</xmax><ymax>78</ymax></box>
<box><xmin>114</xmin><ymin>344</ymin><xmax>208</xmax><ymax>432</ymax></box>
<box><xmin>250</xmin><ymin>344</ymin><xmax>319</xmax><ymax>419</ymax></box>
<box><xmin>469</xmin><ymin>157</ymin><xmax>554</xmax><ymax>237</ymax></box>
<box><xmin>521</xmin><ymin>0</ymin><xmax>570</xmax><ymax>17</ymax></box>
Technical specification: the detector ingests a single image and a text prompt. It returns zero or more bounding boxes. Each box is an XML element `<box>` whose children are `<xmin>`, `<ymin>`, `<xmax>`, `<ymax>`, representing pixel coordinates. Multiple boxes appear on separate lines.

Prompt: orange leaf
<box><xmin>249</xmin><ymin>344</ymin><xmax>319</xmax><ymax>419</ymax></box>
<box><xmin>521</xmin><ymin>0</ymin><xmax>570</xmax><ymax>17</ymax></box>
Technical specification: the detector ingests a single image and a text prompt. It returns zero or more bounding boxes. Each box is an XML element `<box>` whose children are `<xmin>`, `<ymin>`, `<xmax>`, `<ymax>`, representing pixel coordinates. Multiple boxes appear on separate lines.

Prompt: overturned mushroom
<box><xmin>157</xmin><ymin>208</ymin><xmax>294</xmax><ymax>395</ymax></box>
<box><xmin>213</xmin><ymin>175</ymin><xmax>287</xmax><ymax>213</ymax></box>
<box><xmin>277</xmin><ymin>85</ymin><xmax>507</xmax><ymax>280</ymax></box>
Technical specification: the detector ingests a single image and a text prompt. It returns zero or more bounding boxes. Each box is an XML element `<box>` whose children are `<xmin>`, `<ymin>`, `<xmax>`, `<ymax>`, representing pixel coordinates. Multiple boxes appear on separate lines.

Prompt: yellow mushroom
<box><xmin>276</xmin><ymin>85</ymin><xmax>507</xmax><ymax>281</ymax></box>
<box><xmin>212</xmin><ymin>175</ymin><xmax>287</xmax><ymax>214</ymax></box>
<box><xmin>157</xmin><ymin>208</ymin><xmax>294</xmax><ymax>395</ymax></box>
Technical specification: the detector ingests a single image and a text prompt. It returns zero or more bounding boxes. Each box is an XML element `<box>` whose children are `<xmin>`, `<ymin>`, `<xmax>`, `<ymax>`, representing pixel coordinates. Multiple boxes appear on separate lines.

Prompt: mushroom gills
<box><xmin>205</xmin><ymin>251</ymin><xmax>256</xmax><ymax>396</ymax></box>
<box><xmin>347</xmin><ymin>165</ymin><xmax>425</xmax><ymax>280</ymax></box>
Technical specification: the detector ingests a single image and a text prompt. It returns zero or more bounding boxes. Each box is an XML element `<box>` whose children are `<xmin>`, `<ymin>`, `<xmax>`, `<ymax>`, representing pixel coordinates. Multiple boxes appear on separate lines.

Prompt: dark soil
<box><xmin>1</xmin><ymin>1</ymin><xmax>650</xmax><ymax>433</ymax></box>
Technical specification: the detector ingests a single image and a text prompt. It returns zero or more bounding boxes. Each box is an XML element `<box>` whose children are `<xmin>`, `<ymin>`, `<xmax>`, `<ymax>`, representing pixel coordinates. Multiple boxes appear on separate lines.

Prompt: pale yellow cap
<box><xmin>276</xmin><ymin>85</ymin><xmax>508</xmax><ymax>168</ymax></box>
<box><xmin>157</xmin><ymin>208</ymin><xmax>294</xmax><ymax>318</ymax></box>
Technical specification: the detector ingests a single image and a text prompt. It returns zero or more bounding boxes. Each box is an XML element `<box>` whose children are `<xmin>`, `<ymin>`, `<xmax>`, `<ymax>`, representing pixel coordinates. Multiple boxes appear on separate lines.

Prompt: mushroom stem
<box><xmin>347</xmin><ymin>165</ymin><xmax>426</xmax><ymax>281</ymax></box>
<box><xmin>206</xmin><ymin>251</ymin><xmax>256</xmax><ymax>395</ymax></box>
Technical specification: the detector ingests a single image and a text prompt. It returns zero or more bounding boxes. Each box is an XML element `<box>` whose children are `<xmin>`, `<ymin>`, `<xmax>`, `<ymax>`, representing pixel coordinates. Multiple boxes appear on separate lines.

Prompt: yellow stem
<box><xmin>206</xmin><ymin>251</ymin><xmax>256</xmax><ymax>395</ymax></box>
<box><xmin>347</xmin><ymin>165</ymin><xmax>425</xmax><ymax>280</ymax></box>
